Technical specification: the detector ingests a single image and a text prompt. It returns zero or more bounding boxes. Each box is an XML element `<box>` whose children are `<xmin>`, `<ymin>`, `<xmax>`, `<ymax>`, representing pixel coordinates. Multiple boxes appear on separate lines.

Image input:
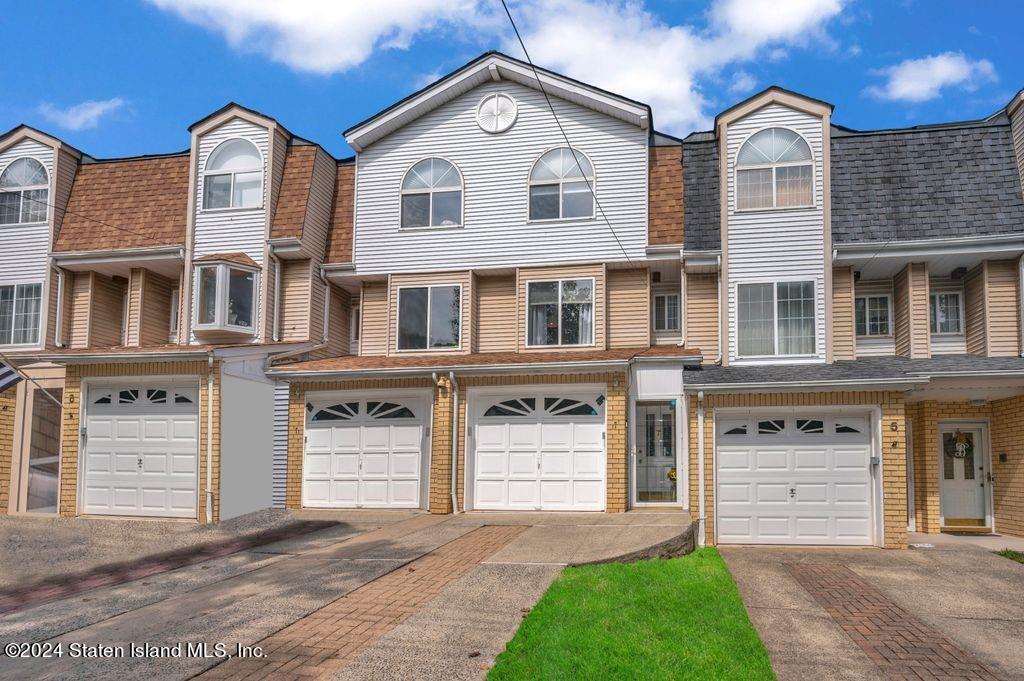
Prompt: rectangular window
<box><xmin>653</xmin><ymin>293</ymin><xmax>680</xmax><ymax>332</ymax></box>
<box><xmin>736</xmin><ymin>165</ymin><xmax>813</xmax><ymax>210</ymax></box>
<box><xmin>0</xmin><ymin>283</ymin><xmax>41</xmax><ymax>345</ymax></box>
<box><xmin>737</xmin><ymin>281</ymin><xmax>815</xmax><ymax>357</ymax></box>
<box><xmin>193</xmin><ymin>263</ymin><xmax>258</xmax><ymax>333</ymax></box>
<box><xmin>855</xmin><ymin>295</ymin><xmax>891</xmax><ymax>337</ymax></box>
<box><xmin>397</xmin><ymin>285</ymin><xmax>461</xmax><ymax>351</ymax></box>
<box><xmin>527</xmin><ymin>279</ymin><xmax>594</xmax><ymax>347</ymax></box>
<box><xmin>930</xmin><ymin>292</ymin><xmax>962</xmax><ymax>334</ymax></box>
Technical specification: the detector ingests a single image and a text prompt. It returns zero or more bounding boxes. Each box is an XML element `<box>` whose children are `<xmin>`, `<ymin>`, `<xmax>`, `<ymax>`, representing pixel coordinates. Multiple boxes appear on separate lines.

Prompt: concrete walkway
<box><xmin>723</xmin><ymin>540</ymin><xmax>1024</xmax><ymax>681</ymax></box>
<box><xmin>0</xmin><ymin>511</ymin><xmax>688</xmax><ymax>680</ymax></box>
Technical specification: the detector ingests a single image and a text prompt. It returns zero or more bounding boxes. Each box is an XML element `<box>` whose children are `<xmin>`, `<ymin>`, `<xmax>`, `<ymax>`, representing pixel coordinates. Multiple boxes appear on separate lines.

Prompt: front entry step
<box><xmin>941</xmin><ymin>526</ymin><xmax>994</xmax><ymax>534</ymax></box>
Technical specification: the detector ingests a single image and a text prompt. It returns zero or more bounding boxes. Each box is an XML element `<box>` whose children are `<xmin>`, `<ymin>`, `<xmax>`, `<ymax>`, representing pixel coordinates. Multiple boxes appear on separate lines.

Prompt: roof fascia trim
<box><xmin>715</xmin><ymin>88</ymin><xmax>833</xmax><ymax>132</ymax></box>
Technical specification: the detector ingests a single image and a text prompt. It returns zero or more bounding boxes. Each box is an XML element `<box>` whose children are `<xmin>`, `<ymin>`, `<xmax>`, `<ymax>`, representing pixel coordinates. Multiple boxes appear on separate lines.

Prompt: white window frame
<box><xmin>734</xmin><ymin>126</ymin><xmax>815</xmax><ymax>212</ymax></box>
<box><xmin>929</xmin><ymin>291</ymin><xmax>964</xmax><ymax>336</ymax></box>
<box><xmin>735</xmin><ymin>279</ymin><xmax>817</xmax><ymax>358</ymax></box>
<box><xmin>398</xmin><ymin>157</ymin><xmax>464</xmax><ymax>231</ymax></box>
<box><xmin>0</xmin><ymin>157</ymin><xmax>50</xmax><ymax>226</ymax></box>
<box><xmin>653</xmin><ymin>292</ymin><xmax>681</xmax><ymax>332</ymax></box>
<box><xmin>0</xmin><ymin>282</ymin><xmax>43</xmax><ymax>347</ymax></box>
<box><xmin>192</xmin><ymin>262</ymin><xmax>259</xmax><ymax>334</ymax></box>
<box><xmin>527</xmin><ymin>147</ymin><xmax>596</xmax><ymax>223</ymax></box>
<box><xmin>855</xmin><ymin>294</ymin><xmax>892</xmax><ymax>338</ymax></box>
<box><xmin>201</xmin><ymin>138</ymin><xmax>264</xmax><ymax>212</ymax></box>
<box><xmin>525</xmin><ymin>277</ymin><xmax>597</xmax><ymax>348</ymax></box>
<box><xmin>395</xmin><ymin>283</ymin><xmax>463</xmax><ymax>352</ymax></box>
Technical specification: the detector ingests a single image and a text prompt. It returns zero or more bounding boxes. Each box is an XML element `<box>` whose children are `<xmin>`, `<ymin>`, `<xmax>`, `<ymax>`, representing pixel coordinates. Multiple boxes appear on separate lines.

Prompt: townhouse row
<box><xmin>2</xmin><ymin>52</ymin><xmax>1024</xmax><ymax>549</ymax></box>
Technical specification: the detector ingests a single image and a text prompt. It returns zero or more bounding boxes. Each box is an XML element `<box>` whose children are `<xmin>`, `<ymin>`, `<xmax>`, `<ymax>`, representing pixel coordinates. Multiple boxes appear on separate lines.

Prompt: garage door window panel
<box><xmin>527</xmin><ymin>279</ymin><xmax>594</xmax><ymax>347</ymax></box>
<box><xmin>397</xmin><ymin>284</ymin><xmax>461</xmax><ymax>351</ymax></box>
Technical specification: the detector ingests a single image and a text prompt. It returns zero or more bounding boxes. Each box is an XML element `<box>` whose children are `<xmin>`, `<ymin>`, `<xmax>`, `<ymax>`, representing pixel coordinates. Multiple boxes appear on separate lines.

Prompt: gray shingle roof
<box><xmin>683</xmin><ymin>355</ymin><xmax>1024</xmax><ymax>388</ymax></box>
<box><xmin>679</xmin><ymin>118</ymin><xmax>1024</xmax><ymax>250</ymax></box>
<box><xmin>682</xmin><ymin>138</ymin><xmax>719</xmax><ymax>251</ymax></box>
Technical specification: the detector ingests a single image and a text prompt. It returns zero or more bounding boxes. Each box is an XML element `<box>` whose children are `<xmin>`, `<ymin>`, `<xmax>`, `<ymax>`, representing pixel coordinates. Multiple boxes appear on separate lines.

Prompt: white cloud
<box><xmin>148</xmin><ymin>0</ymin><xmax>848</xmax><ymax>135</ymax></box>
<box><xmin>38</xmin><ymin>98</ymin><xmax>125</xmax><ymax>131</ymax></box>
<box><xmin>729</xmin><ymin>70</ymin><xmax>757</xmax><ymax>94</ymax></box>
<box><xmin>865</xmin><ymin>52</ymin><xmax>997</xmax><ymax>103</ymax></box>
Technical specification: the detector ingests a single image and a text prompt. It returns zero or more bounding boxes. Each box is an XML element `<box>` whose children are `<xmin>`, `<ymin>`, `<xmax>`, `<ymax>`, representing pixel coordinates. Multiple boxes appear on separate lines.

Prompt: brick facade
<box><xmin>688</xmin><ymin>391</ymin><xmax>908</xmax><ymax>549</ymax></box>
<box><xmin>59</xmin><ymin>361</ymin><xmax>221</xmax><ymax>523</ymax></box>
<box><xmin>992</xmin><ymin>395</ymin><xmax>1024</xmax><ymax>536</ymax></box>
<box><xmin>0</xmin><ymin>388</ymin><xmax>15</xmax><ymax>514</ymax></box>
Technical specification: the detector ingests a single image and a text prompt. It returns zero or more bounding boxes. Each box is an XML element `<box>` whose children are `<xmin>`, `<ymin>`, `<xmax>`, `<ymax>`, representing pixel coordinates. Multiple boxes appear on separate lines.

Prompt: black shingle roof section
<box><xmin>682</xmin><ymin>138</ymin><xmax>719</xmax><ymax>251</ymax></box>
<box><xmin>683</xmin><ymin>355</ymin><xmax>1024</xmax><ymax>387</ymax></box>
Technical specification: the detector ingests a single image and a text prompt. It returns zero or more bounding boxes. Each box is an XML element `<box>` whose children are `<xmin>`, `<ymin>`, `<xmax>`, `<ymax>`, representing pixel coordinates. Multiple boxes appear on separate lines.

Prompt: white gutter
<box><xmin>448</xmin><ymin>371</ymin><xmax>460</xmax><ymax>514</ymax></box>
<box><xmin>833</xmin><ymin>233</ymin><xmax>1024</xmax><ymax>261</ymax></box>
<box><xmin>318</xmin><ymin>268</ymin><xmax>331</xmax><ymax>344</ymax></box>
<box><xmin>684</xmin><ymin>376</ymin><xmax>928</xmax><ymax>392</ymax></box>
<box><xmin>21</xmin><ymin>350</ymin><xmax>213</xmax><ymax>364</ymax></box>
<box><xmin>696</xmin><ymin>390</ymin><xmax>706</xmax><ymax>546</ymax></box>
<box><xmin>54</xmin><ymin>267</ymin><xmax>66</xmax><ymax>348</ymax></box>
<box><xmin>51</xmin><ymin>245</ymin><xmax>186</xmax><ymax>266</ymax></box>
<box><xmin>205</xmin><ymin>351</ymin><xmax>215</xmax><ymax>524</ymax></box>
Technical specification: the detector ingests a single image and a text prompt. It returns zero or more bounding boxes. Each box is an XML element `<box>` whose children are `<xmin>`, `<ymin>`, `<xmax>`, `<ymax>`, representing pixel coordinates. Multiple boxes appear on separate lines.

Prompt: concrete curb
<box><xmin>568</xmin><ymin>522</ymin><xmax>696</xmax><ymax>567</ymax></box>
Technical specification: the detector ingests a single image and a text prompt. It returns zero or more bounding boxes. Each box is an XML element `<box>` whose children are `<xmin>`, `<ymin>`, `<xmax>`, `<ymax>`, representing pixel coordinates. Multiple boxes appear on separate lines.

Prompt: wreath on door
<box><xmin>945</xmin><ymin>430</ymin><xmax>973</xmax><ymax>459</ymax></box>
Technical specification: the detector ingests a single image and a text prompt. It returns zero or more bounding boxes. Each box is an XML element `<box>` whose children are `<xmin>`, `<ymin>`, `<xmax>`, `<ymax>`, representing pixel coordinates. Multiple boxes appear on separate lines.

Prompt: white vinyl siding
<box><xmin>726</xmin><ymin>104</ymin><xmax>826</xmax><ymax>364</ymax></box>
<box><xmin>0</xmin><ymin>139</ymin><xmax>53</xmax><ymax>286</ymax></box>
<box><xmin>272</xmin><ymin>382</ymin><xmax>289</xmax><ymax>508</ymax></box>
<box><xmin>353</xmin><ymin>80</ymin><xmax>648</xmax><ymax>274</ymax></box>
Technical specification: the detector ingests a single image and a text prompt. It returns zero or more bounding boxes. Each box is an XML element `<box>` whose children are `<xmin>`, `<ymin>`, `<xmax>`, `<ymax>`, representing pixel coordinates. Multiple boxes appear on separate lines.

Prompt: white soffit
<box><xmin>834</xmin><ymin>234</ymin><xmax>1024</xmax><ymax>279</ymax></box>
<box><xmin>344</xmin><ymin>54</ymin><xmax>650</xmax><ymax>151</ymax></box>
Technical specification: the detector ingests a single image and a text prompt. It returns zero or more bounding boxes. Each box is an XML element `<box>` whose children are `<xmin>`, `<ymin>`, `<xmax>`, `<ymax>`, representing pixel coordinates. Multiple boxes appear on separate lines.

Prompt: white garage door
<box><xmin>472</xmin><ymin>391</ymin><xmax>606</xmax><ymax>511</ymax></box>
<box><xmin>303</xmin><ymin>396</ymin><xmax>427</xmax><ymax>508</ymax></box>
<box><xmin>83</xmin><ymin>385</ymin><xmax>199</xmax><ymax>518</ymax></box>
<box><xmin>716</xmin><ymin>412</ymin><xmax>876</xmax><ymax>545</ymax></box>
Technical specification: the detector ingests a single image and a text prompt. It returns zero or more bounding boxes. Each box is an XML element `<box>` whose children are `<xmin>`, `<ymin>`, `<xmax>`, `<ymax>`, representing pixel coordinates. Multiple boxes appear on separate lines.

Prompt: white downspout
<box><xmin>271</xmin><ymin>253</ymin><xmax>281</xmax><ymax>342</ymax></box>
<box><xmin>206</xmin><ymin>351</ymin><xmax>215</xmax><ymax>524</ymax></box>
<box><xmin>696</xmin><ymin>390</ymin><xmax>706</xmax><ymax>546</ymax></box>
<box><xmin>54</xmin><ymin>267</ymin><xmax>66</xmax><ymax>348</ymax></box>
<box><xmin>448</xmin><ymin>371</ymin><xmax>460</xmax><ymax>514</ymax></box>
<box><xmin>715</xmin><ymin>256</ymin><xmax>723</xmax><ymax>364</ymax></box>
<box><xmin>1019</xmin><ymin>255</ymin><xmax>1024</xmax><ymax>357</ymax></box>
<box><xmin>319</xmin><ymin>268</ymin><xmax>331</xmax><ymax>344</ymax></box>
<box><xmin>677</xmin><ymin>259</ymin><xmax>687</xmax><ymax>347</ymax></box>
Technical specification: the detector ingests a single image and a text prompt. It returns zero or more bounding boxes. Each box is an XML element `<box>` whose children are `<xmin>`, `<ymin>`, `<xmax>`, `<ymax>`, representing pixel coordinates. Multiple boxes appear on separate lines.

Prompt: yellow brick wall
<box><xmin>688</xmin><ymin>391</ymin><xmax>908</xmax><ymax>549</ymax></box>
<box><xmin>0</xmin><ymin>388</ymin><xmax>16</xmax><ymax>514</ymax></box>
<box><xmin>60</xmin><ymin>361</ymin><xmax>221</xmax><ymax>523</ymax></box>
<box><xmin>992</xmin><ymin>395</ymin><xmax>1024</xmax><ymax>537</ymax></box>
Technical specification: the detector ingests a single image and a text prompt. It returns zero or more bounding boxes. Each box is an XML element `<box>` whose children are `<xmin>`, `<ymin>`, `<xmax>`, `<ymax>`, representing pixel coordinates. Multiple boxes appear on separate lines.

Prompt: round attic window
<box><xmin>476</xmin><ymin>93</ymin><xmax>518</xmax><ymax>133</ymax></box>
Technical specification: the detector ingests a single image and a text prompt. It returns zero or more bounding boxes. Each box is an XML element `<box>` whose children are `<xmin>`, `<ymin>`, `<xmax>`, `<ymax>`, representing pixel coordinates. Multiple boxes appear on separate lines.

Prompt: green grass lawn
<box><xmin>996</xmin><ymin>549</ymin><xmax>1024</xmax><ymax>564</ymax></box>
<box><xmin>488</xmin><ymin>548</ymin><xmax>775</xmax><ymax>680</ymax></box>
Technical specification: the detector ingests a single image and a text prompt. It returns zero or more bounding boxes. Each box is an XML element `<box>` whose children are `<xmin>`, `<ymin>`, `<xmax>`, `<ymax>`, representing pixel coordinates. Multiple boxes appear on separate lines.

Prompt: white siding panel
<box><xmin>0</xmin><ymin>139</ymin><xmax>53</xmax><ymax>285</ymax></box>
<box><xmin>353</xmin><ymin>81</ymin><xmax>648</xmax><ymax>274</ymax></box>
<box><xmin>725</xmin><ymin>104</ymin><xmax>826</xmax><ymax>364</ymax></box>
<box><xmin>193</xmin><ymin>118</ymin><xmax>269</xmax><ymax>264</ymax></box>
<box><xmin>272</xmin><ymin>381</ymin><xmax>289</xmax><ymax>508</ymax></box>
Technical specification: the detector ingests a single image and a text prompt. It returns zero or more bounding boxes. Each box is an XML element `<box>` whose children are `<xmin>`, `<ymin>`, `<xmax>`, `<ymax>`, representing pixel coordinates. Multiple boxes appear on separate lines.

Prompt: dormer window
<box><xmin>529</xmin><ymin>147</ymin><xmax>594</xmax><ymax>221</ymax></box>
<box><xmin>735</xmin><ymin>128</ymin><xmax>813</xmax><ymax>210</ymax></box>
<box><xmin>400</xmin><ymin>158</ymin><xmax>462</xmax><ymax>229</ymax></box>
<box><xmin>202</xmin><ymin>138</ymin><xmax>263</xmax><ymax>210</ymax></box>
<box><xmin>0</xmin><ymin>158</ymin><xmax>48</xmax><ymax>225</ymax></box>
<box><xmin>194</xmin><ymin>261</ymin><xmax>258</xmax><ymax>334</ymax></box>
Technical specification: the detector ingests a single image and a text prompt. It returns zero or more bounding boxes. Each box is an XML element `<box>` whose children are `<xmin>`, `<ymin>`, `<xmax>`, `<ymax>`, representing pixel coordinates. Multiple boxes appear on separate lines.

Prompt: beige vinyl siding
<box><xmin>831</xmin><ymin>266</ymin><xmax>855</xmax><ymax>361</ymax></box>
<box><xmin>1012</xmin><ymin>106</ymin><xmax>1024</xmax><ymax>192</ymax></box>
<box><xmin>894</xmin><ymin>263</ymin><xmax>930</xmax><ymax>358</ymax></box>
<box><xmin>685</xmin><ymin>272</ymin><xmax>719</xmax><ymax>361</ymax></box>
<box><xmin>280</xmin><ymin>259</ymin><xmax>312</xmax><ymax>341</ymax></box>
<box><xmin>68</xmin><ymin>272</ymin><xmax>92</xmax><ymax>349</ymax></box>
<box><xmin>90</xmin><ymin>274</ymin><xmax>125</xmax><ymax>348</ymax></box>
<box><xmin>300</xmin><ymin>149</ymin><xmax>337</xmax><ymax>259</ymax></box>
<box><xmin>268</xmin><ymin>128</ymin><xmax>288</xmax><ymax>219</ymax></box>
<box><xmin>325</xmin><ymin>285</ymin><xmax>351</xmax><ymax>357</ymax></box>
<box><xmin>893</xmin><ymin>266</ymin><xmax>911</xmax><ymax>357</ymax></box>
<box><xmin>262</xmin><ymin>255</ymin><xmax>277</xmax><ymax>342</ymax></box>
<box><xmin>45</xmin><ymin>268</ymin><xmax>61</xmax><ymax>349</ymax></box>
<box><xmin>607</xmin><ymin>268</ymin><xmax>650</xmax><ymax>348</ymax></box>
<box><xmin>140</xmin><ymin>270</ymin><xmax>175</xmax><ymax>346</ymax></box>
<box><xmin>965</xmin><ymin>266</ymin><xmax>987</xmax><ymax>356</ymax></box>
<box><xmin>388</xmin><ymin>270</ymin><xmax>473</xmax><ymax>355</ymax></box>
<box><xmin>359</xmin><ymin>281</ymin><xmax>388</xmax><ymax>356</ymax></box>
<box><xmin>985</xmin><ymin>259</ymin><xmax>1021</xmax><ymax>356</ymax></box>
<box><xmin>475</xmin><ymin>274</ymin><xmax>517</xmax><ymax>353</ymax></box>
<box><xmin>125</xmin><ymin>269</ymin><xmax>144</xmax><ymax>347</ymax></box>
<box><xmin>517</xmin><ymin>264</ymin><xmax>606</xmax><ymax>352</ymax></box>
<box><xmin>52</xmin><ymin>148</ymin><xmax>78</xmax><ymax>236</ymax></box>
<box><xmin>854</xmin><ymin>279</ymin><xmax>895</xmax><ymax>357</ymax></box>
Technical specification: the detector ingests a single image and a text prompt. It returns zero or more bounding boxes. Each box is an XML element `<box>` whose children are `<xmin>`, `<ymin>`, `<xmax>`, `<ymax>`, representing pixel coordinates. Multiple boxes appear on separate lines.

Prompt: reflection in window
<box><xmin>202</xmin><ymin>138</ymin><xmax>262</xmax><ymax>210</ymax></box>
<box><xmin>400</xmin><ymin>158</ymin><xmax>462</xmax><ymax>228</ymax></box>
<box><xmin>397</xmin><ymin>285</ymin><xmax>461</xmax><ymax>350</ymax></box>
<box><xmin>529</xmin><ymin>147</ymin><xmax>594</xmax><ymax>220</ymax></box>
<box><xmin>0</xmin><ymin>157</ymin><xmax>48</xmax><ymax>225</ymax></box>
<box><xmin>527</xmin><ymin>279</ymin><xmax>594</xmax><ymax>347</ymax></box>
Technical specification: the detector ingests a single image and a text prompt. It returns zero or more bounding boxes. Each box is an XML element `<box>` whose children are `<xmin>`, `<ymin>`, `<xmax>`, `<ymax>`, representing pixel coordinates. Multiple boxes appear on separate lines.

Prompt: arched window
<box><xmin>400</xmin><ymin>158</ymin><xmax>462</xmax><ymax>228</ymax></box>
<box><xmin>529</xmin><ymin>147</ymin><xmax>594</xmax><ymax>221</ymax></box>
<box><xmin>736</xmin><ymin>128</ymin><xmax>813</xmax><ymax>210</ymax></box>
<box><xmin>0</xmin><ymin>157</ymin><xmax>48</xmax><ymax>225</ymax></box>
<box><xmin>202</xmin><ymin>138</ymin><xmax>263</xmax><ymax>209</ymax></box>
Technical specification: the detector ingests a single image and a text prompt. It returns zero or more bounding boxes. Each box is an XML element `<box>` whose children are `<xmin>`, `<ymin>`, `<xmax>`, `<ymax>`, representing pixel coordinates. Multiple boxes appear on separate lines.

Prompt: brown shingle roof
<box><xmin>325</xmin><ymin>161</ymin><xmax>355</xmax><ymax>263</ymax></box>
<box><xmin>194</xmin><ymin>252</ymin><xmax>260</xmax><ymax>268</ymax></box>
<box><xmin>270</xmin><ymin>146</ymin><xmax>317</xmax><ymax>240</ymax></box>
<box><xmin>648</xmin><ymin>145</ymin><xmax>684</xmax><ymax>246</ymax></box>
<box><xmin>272</xmin><ymin>346</ymin><xmax>701</xmax><ymax>375</ymax></box>
<box><xmin>54</xmin><ymin>155</ymin><xmax>190</xmax><ymax>252</ymax></box>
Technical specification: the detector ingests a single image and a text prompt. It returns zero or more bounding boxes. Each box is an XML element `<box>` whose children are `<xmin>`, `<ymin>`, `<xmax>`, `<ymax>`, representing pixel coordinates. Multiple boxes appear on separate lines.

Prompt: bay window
<box><xmin>0</xmin><ymin>283</ymin><xmax>42</xmax><ymax>345</ymax></box>
<box><xmin>855</xmin><ymin>295</ymin><xmax>891</xmax><ymax>337</ymax></box>
<box><xmin>193</xmin><ymin>263</ymin><xmax>257</xmax><ymax>333</ymax></box>
<box><xmin>737</xmin><ymin>281</ymin><xmax>815</xmax><ymax>356</ymax></box>
<box><xmin>527</xmin><ymin>278</ymin><xmax>594</xmax><ymax>346</ymax></box>
<box><xmin>930</xmin><ymin>292</ymin><xmax>963</xmax><ymax>334</ymax></box>
<box><xmin>397</xmin><ymin>284</ymin><xmax>461</xmax><ymax>350</ymax></box>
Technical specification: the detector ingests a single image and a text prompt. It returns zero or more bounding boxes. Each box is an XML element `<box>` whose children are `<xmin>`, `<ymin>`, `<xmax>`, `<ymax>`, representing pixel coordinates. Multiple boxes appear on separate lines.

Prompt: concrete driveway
<box><xmin>0</xmin><ymin>510</ymin><xmax>688</xmax><ymax>680</ymax></box>
<box><xmin>722</xmin><ymin>540</ymin><xmax>1024</xmax><ymax>681</ymax></box>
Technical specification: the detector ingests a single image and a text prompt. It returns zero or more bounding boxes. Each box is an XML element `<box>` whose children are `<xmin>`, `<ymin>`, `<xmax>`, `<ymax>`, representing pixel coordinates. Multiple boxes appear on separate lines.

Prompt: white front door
<box><xmin>83</xmin><ymin>385</ymin><xmax>200</xmax><ymax>518</ymax></box>
<box><xmin>472</xmin><ymin>391</ymin><xmax>606</xmax><ymax>511</ymax></box>
<box><xmin>634</xmin><ymin>401</ymin><xmax>678</xmax><ymax>504</ymax></box>
<box><xmin>303</xmin><ymin>396</ymin><xmax>427</xmax><ymax>509</ymax></box>
<box><xmin>716</xmin><ymin>412</ymin><xmax>876</xmax><ymax>545</ymax></box>
<box><xmin>939</xmin><ymin>426</ymin><xmax>987</xmax><ymax>525</ymax></box>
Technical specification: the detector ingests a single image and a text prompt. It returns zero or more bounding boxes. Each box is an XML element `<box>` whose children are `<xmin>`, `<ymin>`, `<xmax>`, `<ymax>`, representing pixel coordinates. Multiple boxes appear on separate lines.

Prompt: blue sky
<box><xmin>2</xmin><ymin>1</ymin><xmax>1022</xmax><ymax>158</ymax></box>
